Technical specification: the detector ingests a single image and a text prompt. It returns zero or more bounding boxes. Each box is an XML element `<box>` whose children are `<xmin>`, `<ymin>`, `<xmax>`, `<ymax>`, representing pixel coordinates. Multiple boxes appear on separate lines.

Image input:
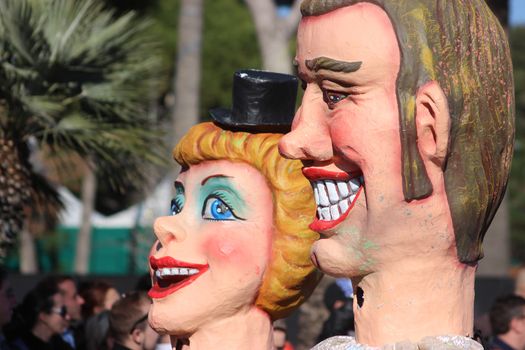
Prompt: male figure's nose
<box><xmin>279</xmin><ymin>103</ymin><xmax>333</xmax><ymax>161</ymax></box>
<box><xmin>153</xmin><ymin>216</ymin><xmax>187</xmax><ymax>246</ymax></box>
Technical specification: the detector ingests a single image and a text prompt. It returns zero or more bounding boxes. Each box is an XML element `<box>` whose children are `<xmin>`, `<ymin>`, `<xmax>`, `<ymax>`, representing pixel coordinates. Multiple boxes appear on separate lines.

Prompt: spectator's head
<box><xmin>109</xmin><ymin>291</ymin><xmax>158</xmax><ymax>350</ymax></box>
<box><xmin>15</xmin><ymin>280</ymin><xmax>70</xmax><ymax>341</ymax></box>
<box><xmin>85</xmin><ymin>310</ymin><xmax>111</xmax><ymax>350</ymax></box>
<box><xmin>40</xmin><ymin>275</ymin><xmax>84</xmax><ymax>322</ymax></box>
<box><xmin>272</xmin><ymin>319</ymin><xmax>288</xmax><ymax>350</ymax></box>
<box><xmin>0</xmin><ymin>268</ymin><xmax>16</xmax><ymax>329</ymax></box>
<box><xmin>80</xmin><ymin>280</ymin><xmax>120</xmax><ymax>320</ymax></box>
<box><xmin>490</xmin><ymin>295</ymin><xmax>525</xmax><ymax>338</ymax></box>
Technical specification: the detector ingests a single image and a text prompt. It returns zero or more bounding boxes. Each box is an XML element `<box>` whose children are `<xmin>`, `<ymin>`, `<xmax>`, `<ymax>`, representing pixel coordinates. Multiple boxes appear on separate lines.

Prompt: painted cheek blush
<box><xmin>203</xmin><ymin>234</ymin><xmax>256</xmax><ymax>267</ymax></box>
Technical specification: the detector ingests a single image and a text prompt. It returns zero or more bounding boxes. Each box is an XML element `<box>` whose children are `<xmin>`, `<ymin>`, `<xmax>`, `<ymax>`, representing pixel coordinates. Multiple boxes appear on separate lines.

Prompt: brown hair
<box><xmin>80</xmin><ymin>280</ymin><xmax>112</xmax><ymax>320</ymax></box>
<box><xmin>174</xmin><ymin>122</ymin><xmax>321</xmax><ymax>319</ymax></box>
<box><xmin>109</xmin><ymin>291</ymin><xmax>149</xmax><ymax>343</ymax></box>
<box><xmin>300</xmin><ymin>0</ymin><xmax>515</xmax><ymax>263</ymax></box>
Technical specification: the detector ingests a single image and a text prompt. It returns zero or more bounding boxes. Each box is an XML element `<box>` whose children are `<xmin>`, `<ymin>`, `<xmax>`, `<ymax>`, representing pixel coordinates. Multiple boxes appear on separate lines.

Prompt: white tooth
<box><xmin>330</xmin><ymin>204</ymin><xmax>340</xmax><ymax>220</ymax></box>
<box><xmin>337</xmin><ymin>181</ymin><xmax>350</xmax><ymax>198</ymax></box>
<box><xmin>349</xmin><ymin>194</ymin><xmax>356</xmax><ymax>204</ymax></box>
<box><xmin>313</xmin><ymin>186</ymin><xmax>320</xmax><ymax>205</ymax></box>
<box><xmin>155</xmin><ymin>270</ymin><xmax>162</xmax><ymax>279</ymax></box>
<box><xmin>317</xmin><ymin>182</ymin><xmax>330</xmax><ymax>207</ymax></box>
<box><xmin>325</xmin><ymin>180</ymin><xmax>340</xmax><ymax>204</ymax></box>
<box><xmin>161</xmin><ymin>268</ymin><xmax>170</xmax><ymax>277</ymax></box>
<box><xmin>320</xmin><ymin>207</ymin><xmax>331</xmax><ymax>221</ymax></box>
<box><xmin>179</xmin><ymin>268</ymin><xmax>189</xmax><ymax>275</ymax></box>
<box><xmin>170</xmin><ymin>268</ymin><xmax>179</xmax><ymax>275</ymax></box>
<box><xmin>339</xmin><ymin>198</ymin><xmax>350</xmax><ymax>213</ymax></box>
<box><xmin>317</xmin><ymin>207</ymin><xmax>322</xmax><ymax>219</ymax></box>
<box><xmin>349</xmin><ymin>179</ymin><xmax>360</xmax><ymax>192</ymax></box>
<box><xmin>189</xmin><ymin>268</ymin><xmax>199</xmax><ymax>275</ymax></box>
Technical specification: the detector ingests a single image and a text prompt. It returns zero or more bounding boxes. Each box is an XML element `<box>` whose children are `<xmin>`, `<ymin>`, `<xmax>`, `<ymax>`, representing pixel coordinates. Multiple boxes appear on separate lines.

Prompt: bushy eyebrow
<box><xmin>305</xmin><ymin>56</ymin><xmax>362</xmax><ymax>73</ymax></box>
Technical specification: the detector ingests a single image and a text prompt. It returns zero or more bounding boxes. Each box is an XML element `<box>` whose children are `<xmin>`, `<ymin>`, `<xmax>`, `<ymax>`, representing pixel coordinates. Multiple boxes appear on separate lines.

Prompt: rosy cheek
<box><xmin>203</xmin><ymin>235</ymin><xmax>263</xmax><ymax>276</ymax></box>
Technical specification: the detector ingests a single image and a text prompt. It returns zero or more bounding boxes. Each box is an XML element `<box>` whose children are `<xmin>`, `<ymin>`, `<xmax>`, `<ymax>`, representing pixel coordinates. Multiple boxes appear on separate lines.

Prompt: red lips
<box><xmin>303</xmin><ymin>167</ymin><xmax>360</xmax><ymax>181</ymax></box>
<box><xmin>148</xmin><ymin>256</ymin><xmax>209</xmax><ymax>299</ymax></box>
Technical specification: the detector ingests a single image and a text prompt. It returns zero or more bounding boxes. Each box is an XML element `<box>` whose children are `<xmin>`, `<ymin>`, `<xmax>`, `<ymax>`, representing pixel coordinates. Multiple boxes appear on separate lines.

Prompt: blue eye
<box><xmin>202</xmin><ymin>197</ymin><xmax>234</xmax><ymax>220</ymax></box>
<box><xmin>170</xmin><ymin>198</ymin><xmax>183</xmax><ymax>215</ymax></box>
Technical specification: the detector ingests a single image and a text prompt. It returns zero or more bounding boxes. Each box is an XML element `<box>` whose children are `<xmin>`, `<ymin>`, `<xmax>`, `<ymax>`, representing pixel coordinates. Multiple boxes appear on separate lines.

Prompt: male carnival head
<box><xmin>279</xmin><ymin>0</ymin><xmax>514</xmax><ymax>346</ymax></box>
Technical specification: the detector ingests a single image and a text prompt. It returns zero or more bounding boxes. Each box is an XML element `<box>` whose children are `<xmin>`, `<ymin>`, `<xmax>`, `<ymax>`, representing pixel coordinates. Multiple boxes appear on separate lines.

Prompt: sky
<box><xmin>511</xmin><ymin>0</ymin><xmax>525</xmax><ymax>26</ymax></box>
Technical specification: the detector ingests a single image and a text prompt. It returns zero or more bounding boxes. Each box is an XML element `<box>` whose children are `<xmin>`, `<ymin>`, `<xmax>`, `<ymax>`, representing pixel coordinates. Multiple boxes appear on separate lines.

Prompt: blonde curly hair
<box><xmin>173</xmin><ymin>122</ymin><xmax>321</xmax><ymax>319</ymax></box>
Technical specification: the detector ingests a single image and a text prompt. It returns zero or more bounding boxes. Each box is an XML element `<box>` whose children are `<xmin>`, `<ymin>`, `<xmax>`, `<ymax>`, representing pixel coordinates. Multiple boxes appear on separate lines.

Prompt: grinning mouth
<box><xmin>149</xmin><ymin>256</ymin><xmax>209</xmax><ymax>299</ymax></box>
<box><xmin>302</xmin><ymin>167</ymin><xmax>364</xmax><ymax>231</ymax></box>
<box><xmin>312</xmin><ymin>176</ymin><xmax>364</xmax><ymax>221</ymax></box>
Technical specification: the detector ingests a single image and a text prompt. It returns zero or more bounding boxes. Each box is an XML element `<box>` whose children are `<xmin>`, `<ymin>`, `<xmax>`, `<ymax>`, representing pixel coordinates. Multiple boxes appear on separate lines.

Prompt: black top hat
<box><xmin>209</xmin><ymin>69</ymin><xmax>298</xmax><ymax>133</ymax></box>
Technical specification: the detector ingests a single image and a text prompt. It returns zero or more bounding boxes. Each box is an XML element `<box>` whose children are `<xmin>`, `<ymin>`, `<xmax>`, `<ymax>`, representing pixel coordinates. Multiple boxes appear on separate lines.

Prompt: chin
<box><xmin>312</xmin><ymin>239</ymin><xmax>369</xmax><ymax>278</ymax></box>
<box><xmin>149</xmin><ymin>301</ymin><xmax>199</xmax><ymax>336</ymax></box>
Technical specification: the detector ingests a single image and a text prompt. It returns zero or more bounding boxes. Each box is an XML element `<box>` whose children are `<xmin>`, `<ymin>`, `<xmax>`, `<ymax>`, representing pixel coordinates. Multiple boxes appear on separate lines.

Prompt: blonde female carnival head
<box><xmin>173</xmin><ymin>121</ymin><xmax>321</xmax><ymax>319</ymax></box>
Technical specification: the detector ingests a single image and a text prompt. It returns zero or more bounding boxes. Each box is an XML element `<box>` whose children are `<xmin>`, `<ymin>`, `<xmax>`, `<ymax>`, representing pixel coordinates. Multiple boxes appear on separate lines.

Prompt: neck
<box><xmin>353</xmin><ymin>254</ymin><xmax>476</xmax><ymax>346</ymax></box>
<box><xmin>498</xmin><ymin>333</ymin><xmax>525</xmax><ymax>350</ymax></box>
<box><xmin>31</xmin><ymin>322</ymin><xmax>53</xmax><ymax>343</ymax></box>
<box><xmin>118</xmin><ymin>339</ymin><xmax>141</xmax><ymax>350</ymax></box>
<box><xmin>174</xmin><ymin>307</ymin><xmax>273</xmax><ymax>350</ymax></box>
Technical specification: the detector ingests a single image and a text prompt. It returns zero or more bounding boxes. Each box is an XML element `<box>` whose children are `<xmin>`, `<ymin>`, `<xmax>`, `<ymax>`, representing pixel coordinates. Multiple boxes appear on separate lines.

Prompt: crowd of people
<box><xmin>2</xmin><ymin>267</ymin><xmax>525</xmax><ymax>350</ymax></box>
<box><xmin>0</xmin><ymin>269</ymin><xmax>170</xmax><ymax>350</ymax></box>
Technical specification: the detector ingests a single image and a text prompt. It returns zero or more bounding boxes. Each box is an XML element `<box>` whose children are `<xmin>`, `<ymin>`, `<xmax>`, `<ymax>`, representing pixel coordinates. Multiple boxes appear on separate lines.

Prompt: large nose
<box><xmin>153</xmin><ymin>216</ymin><xmax>187</xmax><ymax>246</ymax></box>
<box><xmin>279</xmin><ymin>93</ymin><xmax>333</xmax><ymax>161</ymax></box>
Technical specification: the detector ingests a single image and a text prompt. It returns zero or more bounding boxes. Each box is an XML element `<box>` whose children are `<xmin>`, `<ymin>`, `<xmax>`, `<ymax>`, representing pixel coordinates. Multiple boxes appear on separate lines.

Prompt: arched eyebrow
<box><xmin>201</xmin><ymin>174</ymin><xmax>233</xmax><ymax>186</ymax></box>
<box><xmin>305</xmin><ymin>56</ymin><xmax>362</xmax><ymax>73</ymax></box>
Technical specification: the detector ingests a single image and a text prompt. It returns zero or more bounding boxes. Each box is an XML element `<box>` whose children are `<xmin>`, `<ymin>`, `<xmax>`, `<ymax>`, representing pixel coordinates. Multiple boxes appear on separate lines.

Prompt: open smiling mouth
<box><xmin>303</xmin><ymin>168</ymin><xmax>364</xmax><ymax>232</ymax></box>
<box><xmin>149</xmin><ymin>256</ymin><xmax>209</xmax><ymax>299</ymax></box>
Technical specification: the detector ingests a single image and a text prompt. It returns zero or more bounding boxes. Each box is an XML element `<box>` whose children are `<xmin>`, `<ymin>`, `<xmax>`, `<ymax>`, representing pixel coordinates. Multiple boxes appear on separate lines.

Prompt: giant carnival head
<box><xmin>279</xmin><ymin>0</ymin><xmax>514</xmax><ymax>276</ymax></box>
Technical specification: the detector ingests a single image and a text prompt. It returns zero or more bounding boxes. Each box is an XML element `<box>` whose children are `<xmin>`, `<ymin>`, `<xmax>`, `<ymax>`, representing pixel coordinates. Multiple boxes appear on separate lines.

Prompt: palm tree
<box><xmin>0</xmin><ymin>0</ymin><xmax>165</xmax><ymax>265</ymax></box>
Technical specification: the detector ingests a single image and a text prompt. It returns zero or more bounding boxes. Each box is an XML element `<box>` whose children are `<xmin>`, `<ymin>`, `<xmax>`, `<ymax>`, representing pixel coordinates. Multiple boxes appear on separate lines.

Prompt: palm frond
<box><xmin>0</xmin><ymin>0</ymin><xmax>167</xmax><ymax>254</ymax></box>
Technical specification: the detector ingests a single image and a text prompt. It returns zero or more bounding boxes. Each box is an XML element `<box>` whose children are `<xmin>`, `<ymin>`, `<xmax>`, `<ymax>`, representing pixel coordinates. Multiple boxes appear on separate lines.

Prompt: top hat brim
<box><xmin>209</xmin><ymin>107</ymin><xmax>292</xmax><ymax>133</ymax></box>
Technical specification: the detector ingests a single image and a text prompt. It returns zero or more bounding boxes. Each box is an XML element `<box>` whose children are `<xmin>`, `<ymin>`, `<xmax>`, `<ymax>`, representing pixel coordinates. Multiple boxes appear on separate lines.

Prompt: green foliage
<box><xmin>0</xmin><ymin>0</ymin><xmax>166</xmax><ymax>189</ymax></box>
<box><xmin>509</xmin><ymin>26</ymin><xmax>525</xmax><ymax>263</ymax></box>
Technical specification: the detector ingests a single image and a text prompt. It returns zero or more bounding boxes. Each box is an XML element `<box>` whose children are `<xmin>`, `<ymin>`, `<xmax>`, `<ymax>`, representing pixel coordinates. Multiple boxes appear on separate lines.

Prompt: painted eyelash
<box><xmin>209</xmin><ymin>191</ymin><xmax>234</xmax><ymax>209</ymax></box>
<box><xmin>173</xmin><ymin>196</ymin><xmax>184</xmax><ymax>208</ymax></box>
<box><xmin>203</xmin><ymin>192</ymin><xmax>246</xmax><ymax>221</ymax></box>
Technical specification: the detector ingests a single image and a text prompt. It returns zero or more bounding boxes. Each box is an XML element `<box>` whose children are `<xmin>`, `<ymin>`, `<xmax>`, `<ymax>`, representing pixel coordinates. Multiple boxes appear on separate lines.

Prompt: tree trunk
<box><xmin>19</xmin><ymin>224</ymin><xmax>38</xmax><ymax>273</ymax></box>
<box><xmin>74</xmin><ymin>162</ymin><xmax>96</xmax><ymax>275</ymax></box>
<box><xmin>172</xmin><ymin>0</ymin><xmax>203</xmax><ymax>145</ymax></box>
<box><xmin>244</xmin><ymin>0</ymin><xmax>301</xmax><ymax>73</ymax></box>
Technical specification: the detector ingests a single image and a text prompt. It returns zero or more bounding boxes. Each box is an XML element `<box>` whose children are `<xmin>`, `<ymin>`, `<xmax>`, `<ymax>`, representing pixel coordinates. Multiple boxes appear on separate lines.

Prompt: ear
<box><xmin>38</xmin><ymin>311</ymin><xmax>47</xmax><ymax>323</ymax></box>
<box><xmin>415</xmin><ymin>81</ymin><xmax>450</xmax><ymax>169</ymax></box>
<box><xmin>131</xmin><ymin>328</ymin><xmax>144</xmax><ymax>345</ymax></box>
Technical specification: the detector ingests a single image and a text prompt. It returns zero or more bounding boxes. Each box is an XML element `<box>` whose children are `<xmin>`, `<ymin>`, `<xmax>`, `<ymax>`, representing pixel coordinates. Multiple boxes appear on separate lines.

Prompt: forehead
<box><xmin>178</xmin><ymin>160</ymin><xmax>261</xmax><ymax>187</ymax></box>
<box><xmin>52</xmin><ymin>292</ymin><xmax>65</xmax><ymax>306</ymax></box>
<box><xmin>296</xmin><ymin>3</ymin><xmax>400</xmax><ymax>78</ymax></box>
<box><xmin>59</xmin><ymin>280</ymin><xmax>76</xmax><ymax>294</ymax></box>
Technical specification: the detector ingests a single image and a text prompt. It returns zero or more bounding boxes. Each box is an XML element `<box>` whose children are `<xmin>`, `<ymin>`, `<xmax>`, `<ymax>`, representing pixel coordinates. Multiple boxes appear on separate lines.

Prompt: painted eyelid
<box><xmin>202</xmin><ymin>191</ymin><xmax>247</xmax><ymax>221</ymax></box>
